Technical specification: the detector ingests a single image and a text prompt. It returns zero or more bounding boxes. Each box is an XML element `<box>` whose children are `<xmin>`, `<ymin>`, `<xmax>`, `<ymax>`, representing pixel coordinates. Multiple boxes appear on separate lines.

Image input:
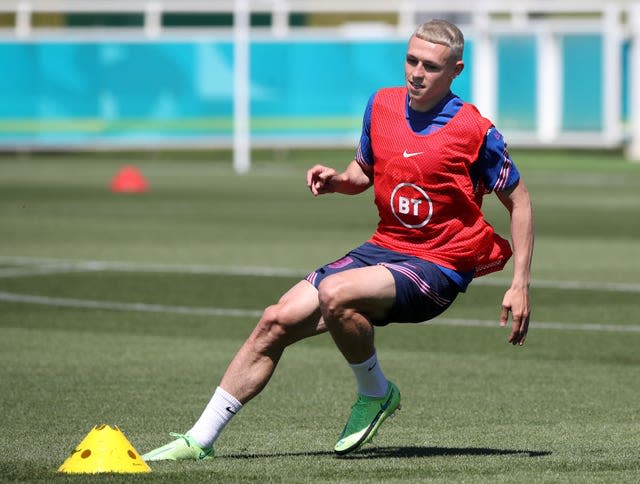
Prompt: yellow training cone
<box><xmin>58</xmin><ymin>424</ymin><xmax>151</xmax><ymax>474</ymax></box>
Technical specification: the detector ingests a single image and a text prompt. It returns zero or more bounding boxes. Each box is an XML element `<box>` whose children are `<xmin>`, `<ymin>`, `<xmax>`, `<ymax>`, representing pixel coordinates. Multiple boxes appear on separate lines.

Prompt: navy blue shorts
<box><xmin>305</xmin><ymin>242</ymin><xmax>460</xmax><ymax>326</ymax></box>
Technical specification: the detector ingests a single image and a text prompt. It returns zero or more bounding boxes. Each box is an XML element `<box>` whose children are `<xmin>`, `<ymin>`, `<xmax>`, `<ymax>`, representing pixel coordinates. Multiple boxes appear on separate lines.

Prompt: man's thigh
<box><xmin>317</xmin><ymin>265</ymin><xmax>396</xmax><ymax>323</ymax></box>
<box><xmin>275</xmin><ymin>280</ymin><xmax>326</xmax><ymax>340</ymax></box>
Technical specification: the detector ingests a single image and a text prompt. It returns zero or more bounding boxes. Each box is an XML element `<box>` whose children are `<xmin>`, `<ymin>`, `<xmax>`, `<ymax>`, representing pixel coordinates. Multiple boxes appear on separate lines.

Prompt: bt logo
<box><xmin>390</xmin><ymin>182</ymin><xmax>433</xmax><ymax>228</ymax></box>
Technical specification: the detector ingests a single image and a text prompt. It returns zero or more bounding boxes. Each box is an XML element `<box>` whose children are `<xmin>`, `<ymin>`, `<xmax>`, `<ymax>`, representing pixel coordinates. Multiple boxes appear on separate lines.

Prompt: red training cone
<box><xmin>110</xmin><ymin>165</ymin><xmax>149</xmax><ymax>193</ymax></box>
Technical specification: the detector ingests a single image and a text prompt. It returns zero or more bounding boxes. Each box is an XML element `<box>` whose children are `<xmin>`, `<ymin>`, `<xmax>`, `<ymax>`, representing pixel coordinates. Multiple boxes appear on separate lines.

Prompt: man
<box><xmin>143</xmin><ymin>19</ymin><xmax>533</xmax><ymax>461</ymax></box>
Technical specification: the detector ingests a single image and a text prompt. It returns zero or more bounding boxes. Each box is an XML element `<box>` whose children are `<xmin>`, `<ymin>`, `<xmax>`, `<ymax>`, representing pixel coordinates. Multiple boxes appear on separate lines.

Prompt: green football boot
<box><xmin>334</xmin><ymin>381</ymin><xmax>401</xmax><ymax>455</ymax></box>
<box><xmin>142</xmin><ymin>433</ymin><xmax>214</xmax><ymax>461</ymax></box>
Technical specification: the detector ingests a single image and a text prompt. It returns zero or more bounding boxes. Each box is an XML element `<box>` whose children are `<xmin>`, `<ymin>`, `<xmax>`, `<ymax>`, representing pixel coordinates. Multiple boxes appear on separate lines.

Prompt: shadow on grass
<box><xmin>224</xmin><ymin>446</ymin><xmax>551</xmax><ymax>460</ymax></box>
<box><xmin>342</xmin><ymin>446</ymin><xmax>552</xmax><ymax>459</ymax></box>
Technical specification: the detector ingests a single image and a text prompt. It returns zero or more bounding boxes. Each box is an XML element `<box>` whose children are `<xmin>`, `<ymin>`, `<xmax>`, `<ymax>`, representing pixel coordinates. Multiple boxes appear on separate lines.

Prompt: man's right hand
<box><xmin>307</xmin><ymin>164</ymin><xmax>338</xmax><ymax>196</ymax></box>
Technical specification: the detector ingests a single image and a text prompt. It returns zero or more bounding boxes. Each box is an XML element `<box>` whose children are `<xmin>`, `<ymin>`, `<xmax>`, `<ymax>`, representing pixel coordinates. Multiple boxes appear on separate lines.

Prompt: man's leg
<box><xmin>317</xmin><ymin>266</ymin><xmax>402</xmax><ymax>454</ymax></box>
<box><xmin>143</xmin><ymin>280</ymin><xmax>326</xmax><ymax>461</ymax></box>
<box><xmin>218</xmin><ymin>280</ymin><xmax>325</xmax><ymax>403</ymax></box>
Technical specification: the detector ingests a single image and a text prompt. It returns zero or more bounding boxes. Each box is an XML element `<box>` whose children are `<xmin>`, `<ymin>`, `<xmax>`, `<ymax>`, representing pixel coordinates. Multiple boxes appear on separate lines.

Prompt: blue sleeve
<box><xmin>355</xmin><ymin>93</ymin><xmax>376</xmax><ymax>166</ymax></box>
<box><xmin>473</xmin><ymin>127</ymin><xmax>520</xmax><ymax>192</ymax></box>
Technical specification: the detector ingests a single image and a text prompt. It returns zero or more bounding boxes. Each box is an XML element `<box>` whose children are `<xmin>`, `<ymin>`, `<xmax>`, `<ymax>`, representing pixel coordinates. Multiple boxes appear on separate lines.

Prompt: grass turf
<box><xmin>0</xmin><ymin>148</ymin><xmax>639</xmax><ymax>482</ymax></box>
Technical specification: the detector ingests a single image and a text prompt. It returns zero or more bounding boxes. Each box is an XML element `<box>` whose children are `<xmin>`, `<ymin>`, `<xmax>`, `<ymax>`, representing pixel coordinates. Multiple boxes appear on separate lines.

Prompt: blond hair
<box><xmin>413</xmin><ymin>19</ymin><xmax>464</xmax><ymax>61</ymax></box>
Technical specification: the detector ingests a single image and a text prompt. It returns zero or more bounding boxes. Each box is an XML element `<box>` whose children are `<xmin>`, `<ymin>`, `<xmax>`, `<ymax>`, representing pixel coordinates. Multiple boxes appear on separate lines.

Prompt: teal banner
<box><xmin>0</xmin><ymin>36</ymin><xmax>623</xmax><ymax>145</ymax></box>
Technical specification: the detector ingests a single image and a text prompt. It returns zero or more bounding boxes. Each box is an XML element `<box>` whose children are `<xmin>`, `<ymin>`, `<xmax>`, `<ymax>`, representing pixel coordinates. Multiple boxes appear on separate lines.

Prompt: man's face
<box><xmin>404</xmin><ymin>35</ymin><xmax>463</xmax><ymax>111</ymax></box>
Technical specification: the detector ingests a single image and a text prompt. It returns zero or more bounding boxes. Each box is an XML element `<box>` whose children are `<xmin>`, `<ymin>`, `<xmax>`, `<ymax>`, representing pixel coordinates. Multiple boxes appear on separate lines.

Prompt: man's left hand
<box><xmin>499</xmin><ymin>287</ymin><xmax>530</xmax><ymax>346</ymax></box>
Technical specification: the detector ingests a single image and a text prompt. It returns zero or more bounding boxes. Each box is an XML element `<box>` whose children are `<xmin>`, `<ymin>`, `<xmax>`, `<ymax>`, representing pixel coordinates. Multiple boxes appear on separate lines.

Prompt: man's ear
<box><xmin>453</xmin><ymin>60</ymin><xmax>464</xmax><ymax>79</ymax></box>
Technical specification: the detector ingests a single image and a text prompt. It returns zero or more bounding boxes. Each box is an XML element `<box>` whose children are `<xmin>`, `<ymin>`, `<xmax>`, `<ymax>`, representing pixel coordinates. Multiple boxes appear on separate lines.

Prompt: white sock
<box><xmin>349</xmin><ymin>352</ymin><xmax>388</xmax><ymax>398</ymax></box>
<box><xmin>187</xmin><ymin>386</ymin><xmax>243</xmax><ymax>449</ymax></box>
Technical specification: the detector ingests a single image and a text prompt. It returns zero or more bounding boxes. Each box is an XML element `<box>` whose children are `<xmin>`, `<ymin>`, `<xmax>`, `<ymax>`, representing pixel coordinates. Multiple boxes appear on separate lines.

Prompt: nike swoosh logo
<box><xmin>198</xmin><ymin>449</ymin><xmax>212</xmax><ymax>459</ymax></box>
<box><xmin>403</xmin><ymin>150</ymin><xmax>424</xmax><ymax>158</ymax></box>
<box><xmin>225</xmin><ymin>406</ymin><xmax>237</xmax><ymax>415</ymax></box>
<box><xmin>367</xmin><ymin>362</ymin><xmax>377</xmax><ymax>371</ymax></box>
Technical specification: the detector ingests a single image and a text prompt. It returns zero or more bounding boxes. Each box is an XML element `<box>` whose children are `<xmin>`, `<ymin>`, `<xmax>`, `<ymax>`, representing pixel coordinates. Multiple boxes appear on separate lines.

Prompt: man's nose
<box><xmin>411</xmin><ymin>63</ymin><xmax>424</xmax><ymax>78</ymax></box>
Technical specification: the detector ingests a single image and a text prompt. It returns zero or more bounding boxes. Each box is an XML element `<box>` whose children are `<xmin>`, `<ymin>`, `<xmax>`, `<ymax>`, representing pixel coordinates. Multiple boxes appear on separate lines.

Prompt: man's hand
<box><xmin>307</xmin><ymin>164</ymin><xmax>339</xmax><ymax>196</ymax></box>
<box><xmin>499</xmin><ymin>286</ymin><xmax>530</xmax><ymax>346</ymax></box>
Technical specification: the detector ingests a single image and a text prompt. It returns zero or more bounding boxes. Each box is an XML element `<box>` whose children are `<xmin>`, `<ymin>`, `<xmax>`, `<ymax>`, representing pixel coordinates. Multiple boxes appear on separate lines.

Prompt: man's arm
<box><xmin>307</xmin><ymin>160</ymin><xmax>373</xmax><ymax>196</ymax></box>
<box><xmin>496</xmin><ymin>179</ymin><xmax>534</xmax><ymax>346</ymax></box>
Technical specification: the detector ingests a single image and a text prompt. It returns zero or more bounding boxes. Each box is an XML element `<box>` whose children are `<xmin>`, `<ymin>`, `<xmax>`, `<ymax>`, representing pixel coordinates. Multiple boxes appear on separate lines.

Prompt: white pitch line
<box><xmin>1</xmin><ymin>255</ymin><xmax>639</xmax><ymax>293</ymax></box>
<box><xmin>0</xmin><ymin>291</ymin><xmax>263</xmax><ymax>318</ymax></box>
<box><xmin>1</xmin><ymin>291</ymin><xmax>639</xmax><ymax>333</ymax></box>
<box><xmin>0</xmin><ymin>256</ymin><xmax>303</xmax><ymax>278</ymax></box>
<box><xmin>0</xmin><ymin>266</ymin><xmax>93</xmax><ymax>278</ymax></box>
<box><xmin>472</xmin><ymin>277</ymin><xmax>640</xmax><ymax>293</ymax></box>
<box><xmin>427</xmin><ymin>318</ymin><xmax>640</xmax><ymax>333</ymax></box>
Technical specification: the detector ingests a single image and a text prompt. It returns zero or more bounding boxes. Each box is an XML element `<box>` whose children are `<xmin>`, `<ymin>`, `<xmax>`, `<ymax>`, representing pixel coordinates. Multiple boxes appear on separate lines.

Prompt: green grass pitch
<box><xmin>1</xmin><ymin>148</ymin><xmax>639</xmax><ymax>482</ymax></box>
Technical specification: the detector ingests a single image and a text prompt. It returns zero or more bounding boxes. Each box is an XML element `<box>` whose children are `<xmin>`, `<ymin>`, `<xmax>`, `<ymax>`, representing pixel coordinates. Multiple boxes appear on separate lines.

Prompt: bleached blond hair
<box><xmin>413</xmin><ymin>19</ymin><xmax>464</xmax><ymax>61</ymax></box>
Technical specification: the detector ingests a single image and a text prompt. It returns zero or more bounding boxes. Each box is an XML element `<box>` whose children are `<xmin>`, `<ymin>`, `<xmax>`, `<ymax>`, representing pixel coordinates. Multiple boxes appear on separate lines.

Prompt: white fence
<box><xmin>1</xmin><ymin>0</ymin><xmax>639</xmax><ymax>167</ymax></box>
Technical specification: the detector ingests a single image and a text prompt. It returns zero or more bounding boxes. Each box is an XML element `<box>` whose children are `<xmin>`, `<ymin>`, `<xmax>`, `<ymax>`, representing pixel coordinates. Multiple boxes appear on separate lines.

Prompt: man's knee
<box><xmin>317</xmin><ymin>276</ymin><xmax>351</xmax><ymax>321</ymax></box>
<box><xmin>256</xmin><ymin>304</ymin><xmax>287</xmax><ymax>341</ymax></box>
<box><xmin>253</xmin><ymin>302</ymin><xmax>302</xmax><ymax>346</ymax></box>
